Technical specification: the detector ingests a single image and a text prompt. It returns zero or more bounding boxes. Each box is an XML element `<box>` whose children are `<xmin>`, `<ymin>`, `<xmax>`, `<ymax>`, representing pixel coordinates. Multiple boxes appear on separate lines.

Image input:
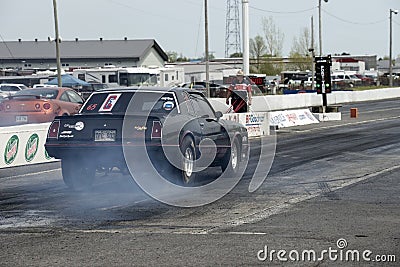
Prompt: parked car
<box><xmin>74</xmin><ymin>82</ymin><xmax>110</xmax><ymax>100</ymax></box>
<box><xmin>0</xmin><ymin>87</ymin><xmax>84</xmax><ymax>126</ymax></box>
<box><xmin>332</xmin><ymin>74</ymin><xmax>362</xmax><ymax>87</ymax></box>
<box><xmin>354</xmin><ymin>74</ymin><xmax>375</xmax><ymax>86</ymax></box>
<box><xmin>0</xmin><ymin>83</ymin><xmax>28</xmax><ymax>99</ymax></box>
<box><xmin>45</xmin><ymin>87</ymin><xmax>249</xmax><ymax>190</ymax></box>
<box><xmin>181</xmin><ymin>82</ymin><xmax>228</xmax><ymax>98</ymax></box>
<box><xmin>32</xmin><ymin>84</ymin><xmax>58</xmax><ymax>88</ymax></box>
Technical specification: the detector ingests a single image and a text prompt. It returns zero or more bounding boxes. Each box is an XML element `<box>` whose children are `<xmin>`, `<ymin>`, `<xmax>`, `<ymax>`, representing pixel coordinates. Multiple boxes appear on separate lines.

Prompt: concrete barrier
<box><xmin>0</xmin><ymin>123</ymin><xmax>57</xmax><ymax>169</ymax></box>
<box><xmin>209</xmin><ymin>87</ymin><xmax>400</xmax><ymax>112</ymax></box>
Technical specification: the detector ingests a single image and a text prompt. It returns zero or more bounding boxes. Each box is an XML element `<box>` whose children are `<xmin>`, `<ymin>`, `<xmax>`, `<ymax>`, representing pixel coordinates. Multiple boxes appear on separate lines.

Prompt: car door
<box><xmin>59</xmin><ymin>90</ymin><xmax>84</xmax><ymax>114</ymax></box>
<box><xmin>188</xmin><ymin>92</ymin><xmax>225</xmax><ymax>145</ymax></box>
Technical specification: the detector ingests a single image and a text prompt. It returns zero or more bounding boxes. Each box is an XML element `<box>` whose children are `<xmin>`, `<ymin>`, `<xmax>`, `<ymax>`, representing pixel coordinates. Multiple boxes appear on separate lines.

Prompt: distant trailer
<box><xmin>0</xmin><ymin>75</ymin><xmax>53</xmax><ymax>87</ymax></box>
<box><xmin>72</xmin><ymin>66</ymin><xmax>185</xmax><ymax>88</ymax></box>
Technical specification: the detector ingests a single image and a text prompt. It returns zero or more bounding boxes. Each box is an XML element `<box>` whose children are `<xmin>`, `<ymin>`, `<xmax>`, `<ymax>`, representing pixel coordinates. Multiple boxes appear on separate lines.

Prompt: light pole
<box><xmin>52</xmin><ymin>0</ymin><xmax>62</xmax><ymax>87</ymax></box>
<box><xmin>242</xmin><ymin>0</ymin><xmax>249</xmax><ymax>75</ymax></box>
<box><xmin>389</xmin><ymin>8</ymin><xmax>398</xmax><ymax>87</ymax></box>
<box><xmin>204</xmin><ymin>0</ymin><xmax>210</xmax><ymax>97</ymax></box>
<box><xmin>318</xmin><ymin>0</ymin><xmax>328</xmax><ymax>56</ymax></box>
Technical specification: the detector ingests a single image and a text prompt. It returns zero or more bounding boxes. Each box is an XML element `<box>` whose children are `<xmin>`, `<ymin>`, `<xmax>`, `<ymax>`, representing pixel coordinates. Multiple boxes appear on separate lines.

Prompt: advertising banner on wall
<box><xmin>223</xmin><ymin>112</ymin><xmax>269</xmax><ymax>137</ymax></box>
<box><xmin>0</xmin><ymin>123</ymin><xmax>58</xmax><ymax>169</ymax></box>
<box><xmin>269</xmin><ymin>109</ymin><xmax>319</xmax><ymax>128</ymax></box>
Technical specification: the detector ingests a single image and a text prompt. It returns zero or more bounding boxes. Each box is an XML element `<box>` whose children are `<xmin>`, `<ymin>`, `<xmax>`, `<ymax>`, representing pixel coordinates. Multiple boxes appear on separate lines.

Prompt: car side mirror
<box><xmin>215</xmin><ymin>111</ymin><xmax>223</xmax><ymax>120</ymax></box>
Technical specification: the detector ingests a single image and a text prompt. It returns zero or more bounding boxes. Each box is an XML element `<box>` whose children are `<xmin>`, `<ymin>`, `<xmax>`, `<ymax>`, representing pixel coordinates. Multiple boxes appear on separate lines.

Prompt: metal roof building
<box><xmin>0</xmin><ymin>38</ymin><xmax>168</xmax><ymax>71</ymax></box>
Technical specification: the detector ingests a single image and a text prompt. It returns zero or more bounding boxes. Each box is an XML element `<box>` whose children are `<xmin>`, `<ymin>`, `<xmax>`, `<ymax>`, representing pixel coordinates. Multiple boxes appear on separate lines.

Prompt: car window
<box><xmin>59</xmin><ymin>92</ymin><xmax>70</xmax><ymax>102</ymax></box>
<box><xmin>82</xmin><ymin>91</ymin><xmax>178</xmax><ymax>114</ymax></box>
<box><xmin>0</xmin><ymin>86</ymin><xmax>21</xmax><ymax>92</ymax></box>
<box><xmin>189</xmin><ymin>93</ymin><xmax>215</xmax><ymax>118</ymax></box>
<box><xmin>66</xmin><ymin>90</ymin><xmax>84</xmax><ymax>103</ymax></box>
<box><xmin>13</xmin><ymin>88</ymin><xmax>58</xmax><ymax>99</ymax></box>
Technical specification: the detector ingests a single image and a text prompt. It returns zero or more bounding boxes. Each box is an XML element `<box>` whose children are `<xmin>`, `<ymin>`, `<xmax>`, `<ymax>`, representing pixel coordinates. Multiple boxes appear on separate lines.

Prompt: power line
<box><xmin>322</xmin><ymin>9</ymin><xmax>386</xmax><ymax>25</ymax></box>
<box><xmin>249</xmin><ymin>6</ymin><xmax>316</xmax><ymax>14</ymax></box>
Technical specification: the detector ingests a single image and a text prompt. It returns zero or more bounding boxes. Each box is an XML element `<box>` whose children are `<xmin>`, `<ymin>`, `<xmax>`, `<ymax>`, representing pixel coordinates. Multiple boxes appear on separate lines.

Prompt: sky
<box><xmin>0</xmin><ymin>0</ymin><xmax>399</xmax><ymax>59</ymax></box>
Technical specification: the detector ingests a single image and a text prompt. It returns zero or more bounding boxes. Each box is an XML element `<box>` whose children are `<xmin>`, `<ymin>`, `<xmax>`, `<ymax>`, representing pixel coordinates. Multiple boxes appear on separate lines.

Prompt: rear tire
<box><xmin>61</xmin><ymin>159</ymin><xmax>95</xmax><ymax>191</ymax></box>
<box><xmin>176</xmin><ymin>136</ymin><xmax>197</xmax><ymax>186</ymax></box>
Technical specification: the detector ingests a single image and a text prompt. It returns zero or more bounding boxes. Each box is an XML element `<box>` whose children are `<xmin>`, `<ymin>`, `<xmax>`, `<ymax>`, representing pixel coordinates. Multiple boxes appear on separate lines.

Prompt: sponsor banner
<box><xmin>223</xmin><ymin>112</ymin><xmax>269</xmax><ymax>137</ymax></box>
<box><xmin>269</xmin><ymin>109</ymin><xmax>319</xmax><ymax>128</ymax></box>
<box><xmin>0</xmin><ymin>123</ymin><xmax>58</xmax><ymax>169</ymax></box>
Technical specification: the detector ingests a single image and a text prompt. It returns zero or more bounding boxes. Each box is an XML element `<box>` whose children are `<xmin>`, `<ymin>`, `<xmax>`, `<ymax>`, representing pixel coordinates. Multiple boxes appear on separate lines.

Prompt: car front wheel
<box><xmin>221</xmin><ymin>137</ymin><xmax>240</xmax><ymax>175</ymax></box>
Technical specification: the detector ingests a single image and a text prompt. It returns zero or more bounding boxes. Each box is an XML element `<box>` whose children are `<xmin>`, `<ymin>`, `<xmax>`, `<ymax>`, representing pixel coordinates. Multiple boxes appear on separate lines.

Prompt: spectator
<box><xmin>225</xmin><ymin>70</ymin><xmax>252</xmax><ymax>113</ymax></box>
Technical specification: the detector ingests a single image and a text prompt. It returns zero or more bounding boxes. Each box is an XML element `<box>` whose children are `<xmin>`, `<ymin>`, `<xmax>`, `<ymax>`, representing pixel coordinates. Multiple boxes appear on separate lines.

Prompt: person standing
<box><xmin>225</xmin><ymin>70</ymin><xmax>252</xmax><ymax>113</ymax></box>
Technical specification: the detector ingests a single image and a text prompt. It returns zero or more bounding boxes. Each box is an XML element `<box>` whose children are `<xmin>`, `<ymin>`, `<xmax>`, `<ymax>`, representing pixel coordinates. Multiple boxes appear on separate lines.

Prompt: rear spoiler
<box><xmin>7</xmin><ymin>95</ymin><xmax>41</xmax><ymax>100</ymax></box>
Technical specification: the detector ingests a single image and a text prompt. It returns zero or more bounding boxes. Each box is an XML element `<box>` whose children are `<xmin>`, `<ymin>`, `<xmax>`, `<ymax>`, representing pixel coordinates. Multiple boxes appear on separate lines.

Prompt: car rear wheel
<box><xmin>61</xmin><ymin>159</ymin><xmax>95</xmax><ymax>190</ymax></box>
<box><xmin>221</xmin><ymin>137</ymin><xmax>240</xmax><ymax>175</ymax></box>
<box><xmin>177</xmin><ymin>137</ymin><xmax>197</xmax><ymax>186</ymax></box>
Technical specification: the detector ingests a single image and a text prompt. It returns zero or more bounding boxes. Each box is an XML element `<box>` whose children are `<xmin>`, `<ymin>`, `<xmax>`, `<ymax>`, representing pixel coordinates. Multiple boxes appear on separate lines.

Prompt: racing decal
<box><xmin>151</xmin><ymin>121</ymin><xmax>162</xmax><ymax>139</ymax></box>
<box><xmin>74</xmin><ymin>121</ymin><xmax>85</xmax><ymax>131</ymax></box>
<box><xmin>163</xmin><ymin>101</ymin><xmax>174</xmax><ymax>111</ymax></box>
<box><xmin>86</xmin><ymin>104</ymin><xmax>98</xmax><ymax>111</ymax></box>
<box><xmin>4</xmin><ymin>135</ymin><xmax>19</xmax><ymax>165</ymax></box>
<box><xmin>99</xmin><ymin>93</ymin><xmax>122</xmax><ymax>112</ymax></box>
<box><xmin>25</xmin><ymin>133</ymin><xmax>39</xmax><ymax>162</ymax></box>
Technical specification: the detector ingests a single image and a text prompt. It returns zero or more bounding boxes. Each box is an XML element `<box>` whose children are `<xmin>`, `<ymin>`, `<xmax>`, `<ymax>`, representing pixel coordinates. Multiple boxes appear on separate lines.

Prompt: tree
<box><xmin>166</xmin><ymin>51</ymin><xmax>178</xmax><ymax>63</ymax></box>
<box><xmin>289</xmin><ymin>27</ymin><xmax>315</xmax><ymax>71</ymax></box>
<box><xmin>290</xmin><ymin>27</ymin><xmax>315</xmax><ymax>57</ymax></box>
<box><xmin>250</xmin><ymin>35</ymin><xmax>267</xmax><ymax>71</ymax></box>
<box><xmin>230</xmin><ymin>52</ymin><xmax>243</xmax><ymax>58</ymax></box>
<box><xmin>262</xmin><ymin>16</ymin><xmax>284</xmax><ymax>57</ymax></box>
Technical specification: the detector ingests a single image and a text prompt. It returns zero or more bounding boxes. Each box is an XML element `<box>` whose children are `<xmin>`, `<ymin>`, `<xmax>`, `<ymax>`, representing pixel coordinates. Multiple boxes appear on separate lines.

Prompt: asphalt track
<box><xmin>0</xmin><ymin>98</ymin><xmax>399</xmax><ymax>266</ymax></box>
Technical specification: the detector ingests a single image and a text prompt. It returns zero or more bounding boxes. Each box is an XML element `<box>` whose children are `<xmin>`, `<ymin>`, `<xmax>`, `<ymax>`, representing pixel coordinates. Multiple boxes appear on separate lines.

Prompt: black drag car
<box><xmin>45</xmin><ymin>87</ymin><xmax>249</xmax><ymax>190</ymax></box>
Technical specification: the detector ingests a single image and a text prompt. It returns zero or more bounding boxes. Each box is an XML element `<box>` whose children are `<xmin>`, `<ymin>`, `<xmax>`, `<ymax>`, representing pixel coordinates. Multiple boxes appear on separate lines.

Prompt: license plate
<box><xmin>16</xmin><ymin>115</ymin><xmax>28</xmax><ymax>123</ymax></box>
<box><xmin>94</xmin><ymin>130</ymin><xmax>116</xmax><ymax>141</ymax></box>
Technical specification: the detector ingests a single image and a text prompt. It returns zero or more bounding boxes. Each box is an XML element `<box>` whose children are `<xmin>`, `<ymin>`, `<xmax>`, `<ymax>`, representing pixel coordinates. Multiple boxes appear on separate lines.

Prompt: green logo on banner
<box><xmin>44</xmin><ymin>149</ymin><xmax>53</xmax><ymax>160</ymax></box>
<box><xmin>4</xmin><ymin>135</ymin><xmax>19</xmax><ymax>165</ymax></box>
<box><xmin>25</xmin><ymin>133</ymin><xmax>39</xmax><ymax>162</ymax></box>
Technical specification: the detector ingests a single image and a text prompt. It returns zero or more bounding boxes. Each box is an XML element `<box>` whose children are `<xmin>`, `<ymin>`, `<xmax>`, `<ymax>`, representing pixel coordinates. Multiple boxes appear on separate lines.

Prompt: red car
<box><xmin>0</xmin><ymin>87</ymin><xmax>84</xmax><ymax>126</ymax></box>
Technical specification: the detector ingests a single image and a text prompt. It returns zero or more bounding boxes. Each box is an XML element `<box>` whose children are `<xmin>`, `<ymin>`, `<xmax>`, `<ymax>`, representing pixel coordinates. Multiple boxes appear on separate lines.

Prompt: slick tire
<box><xmin>177</xmin><ymin>136</ymin><xmax>197</xmax><ymax>186</ymax></box>
<box><xmin>61</xmin><ymin>159</ymin><xmax>95</xmax><ymax>191</ymax></box>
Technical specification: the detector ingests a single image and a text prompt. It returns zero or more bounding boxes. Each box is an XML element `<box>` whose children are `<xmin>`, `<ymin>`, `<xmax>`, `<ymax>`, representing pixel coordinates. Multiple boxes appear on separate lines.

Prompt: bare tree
<box><xmin>250</xmin><ymin>35</ymin><xmax>267</xmax><ymax>71</ymax></box>
<box><xmin>290</xmin><ymin>27</ymin><xmax>315</xmax><ymax>56</ymax></box>
<box><xmin>262</xmin><ymin>16</ymin><xmax>284</xmax><ymax>57</ymax></box>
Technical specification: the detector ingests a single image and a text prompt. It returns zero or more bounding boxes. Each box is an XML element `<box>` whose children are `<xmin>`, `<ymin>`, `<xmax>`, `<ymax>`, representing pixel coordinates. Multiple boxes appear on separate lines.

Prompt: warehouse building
<box><xmin>0</xmin><ymin>38</ymin><xmax>168</xmax><ymax>71</ymax></box>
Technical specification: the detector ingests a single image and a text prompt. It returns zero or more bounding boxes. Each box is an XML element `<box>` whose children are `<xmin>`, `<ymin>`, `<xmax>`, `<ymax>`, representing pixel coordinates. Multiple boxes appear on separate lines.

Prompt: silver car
<box><xmin>0</xmin><ymin>83</ymin><xmax>28</xmax><ymax>99</ymax></box>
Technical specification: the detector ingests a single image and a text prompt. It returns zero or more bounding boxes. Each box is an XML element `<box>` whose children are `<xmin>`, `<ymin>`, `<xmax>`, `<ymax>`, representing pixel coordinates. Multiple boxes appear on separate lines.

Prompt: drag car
<box><xmin>45</xmin><ymin>87</ymin><xmax>249</xmax><ymax>190</ymax></box>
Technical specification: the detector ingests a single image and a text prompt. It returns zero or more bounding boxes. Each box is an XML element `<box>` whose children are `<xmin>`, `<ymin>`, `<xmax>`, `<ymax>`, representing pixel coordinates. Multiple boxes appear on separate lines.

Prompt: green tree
<box><xmin>250</xmin><ymin>35</ymin><xmax>267</xmax><ymax>72</ymax></box>
<box><xmin>166</xmin><ymin>51</ymin><xmax>178</xmax><ymax>63</ymax></box>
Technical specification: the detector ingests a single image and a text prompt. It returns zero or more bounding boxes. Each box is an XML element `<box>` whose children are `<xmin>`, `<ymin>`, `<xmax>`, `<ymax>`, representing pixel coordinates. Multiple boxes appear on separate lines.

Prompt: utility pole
<box><xmin>318</xmin><ymin>0</ymin><xmax>328</xmax><ymax>56</ymax></box>
<box><xmin>204</xmin><ymin>0</ymin><xmax>210</xmax><ymax>97</ymax></box>
<box><xmin>310</xmin><ymin>16</ymin><xmax>315</xmax><ymax>90</ymax></box>
<box><xmin>242</xmin><ymin>0</ymin><xmax>249</xmax><ymax>75</ymax></box>
<box><xmin>52</xmin><ymin>0</ymin><xmax>62</xmax><ymax>87</ymax></box>
<box><xmin>389</xmin><ymin>9</ymin><xmax>398</xmax><ymax>87</ymax></box>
